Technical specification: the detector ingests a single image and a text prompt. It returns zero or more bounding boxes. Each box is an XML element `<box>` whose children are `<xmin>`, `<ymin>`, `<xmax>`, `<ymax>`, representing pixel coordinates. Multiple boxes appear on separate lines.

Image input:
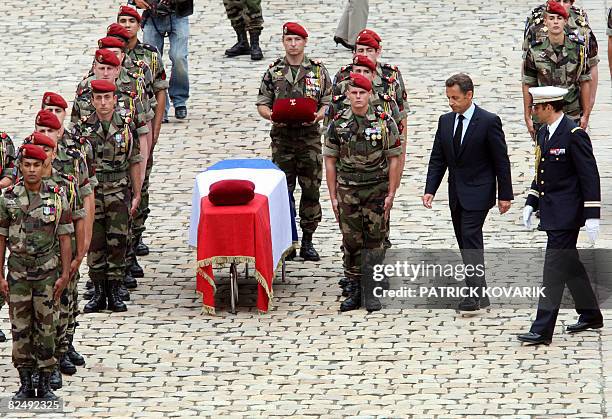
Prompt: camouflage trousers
<box><xmin>133</xmin><ymin>154</ymin><xmax>153</xmax><ymax>238</ymax></box>
<box><xmin>8</xmin><ymin>275</ymin><xmax>58</xmax><ymax>372</ymax></box>
<box><xmin>55</xmin><ymin>271</ymin><xmax>79</xmax><ymax>357</ymax></box>
<box><xmin>271</xmin><ymin>125</ymin><xmax>322</xmax><ymax>235</ymax></box>
<box><xmin>223</xmin><ymin>0</ymin><xmax>264</xmax><ymax>32</ymax></box>
<box><xmin>88</xmin><ymin>179</ymin><xmax>131</xmax><ymax>283</ymax></box>
<box><xmin>337</xmin><ymin>181</ymin><xmax>388</xmax><ymax>282</ymax></box>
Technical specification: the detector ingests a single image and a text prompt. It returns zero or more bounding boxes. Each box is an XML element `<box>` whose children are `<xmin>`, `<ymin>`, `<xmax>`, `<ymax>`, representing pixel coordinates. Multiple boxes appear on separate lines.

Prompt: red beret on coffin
<box><xmin>208</xmin><ymin>179</ymin><xmax>256</xmax><ymax>206</ymax></box>
<box><xmin>271</xmin><ymin>97</ymin><xmax>318</xmax><ymax>123</ymax></box>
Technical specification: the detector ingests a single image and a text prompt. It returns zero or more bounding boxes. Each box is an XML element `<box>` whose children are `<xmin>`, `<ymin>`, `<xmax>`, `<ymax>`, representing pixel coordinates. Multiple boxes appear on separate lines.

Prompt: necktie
<box><xmin>453</xmin><ymin>114</ymin><xmax>464</xmax><ymax>156</ymax></box>
<box><xmin>543</xmin><ymin>126</ymin><xmax>550</xmax><ymax>144</ymax></box>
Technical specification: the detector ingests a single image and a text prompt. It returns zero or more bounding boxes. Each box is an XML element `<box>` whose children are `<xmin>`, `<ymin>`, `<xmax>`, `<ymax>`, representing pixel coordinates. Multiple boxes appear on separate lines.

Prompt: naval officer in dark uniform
<box><xmin>520</xmin><ymin>86</ymin><xmax>603</xmax><ymax>346</ymax></box>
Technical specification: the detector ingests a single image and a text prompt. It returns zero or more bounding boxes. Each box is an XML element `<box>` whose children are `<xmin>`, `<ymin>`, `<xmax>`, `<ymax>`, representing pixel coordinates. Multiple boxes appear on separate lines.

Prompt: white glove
<box><xmin>523</xmin><ymin>205</ymin><xmax>534</xmax><ymax>229</ymax></box>
<box><xmin>585</xmin><ymin>218</ymin><xmax>599</xmax><ymax>243</ymax></box>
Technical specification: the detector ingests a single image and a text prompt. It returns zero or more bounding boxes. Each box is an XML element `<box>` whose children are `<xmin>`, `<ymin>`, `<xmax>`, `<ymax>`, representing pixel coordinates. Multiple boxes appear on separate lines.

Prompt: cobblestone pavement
<box><xmin>0</xmin><ymin>0</ymin><xmax>611</xmax><ymax>417</ymax></box>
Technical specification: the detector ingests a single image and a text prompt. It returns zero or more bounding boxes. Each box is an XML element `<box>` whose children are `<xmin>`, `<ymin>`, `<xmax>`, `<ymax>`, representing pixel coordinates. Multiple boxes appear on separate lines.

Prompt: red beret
<box><xmin>20</xmin><ymin>144</ymin><xmax>49</xmax><ymax>162</ymax></box>
<box><xmin>209</xmin><ymin>180</ymin><xmax>255</xmax><ymax>206</ymax></box>
<box><xmin>107</xmin><ymin>23</ymin><xmax>131</xmax><ymax>43</ymax></box>
<box><xmin>283</xmin><ymin>22</ymin><xmax>308</xmax><ymax>38</ymax></box>
<box><xmin>352</xmin><ymin>55</ymin><xmax>376</xmax><ymax>72</ymax></box>
<box><xmin>42</xmin><ymin>92</ymin><xmax>68</xmax><ymax>109</ymax></box>
<box><xmin>271</xmin><ymin>97</ymin><xmax>317</xmax><ymax>123</ymax></box>
<box><xmin>27</xmin><ymin>131</ymin><xmax>56</xmax><ymax>148</ymax></box>
<box><xmin>355</xmin><ymin>32</ymin><xmax>380</xmax><ymax>49</ymax></box>
<box><xmin>118</xmin><ymin>5</ymin><xmax>141</xmax><ymax>23</ymax></box>
<box><xmin>95</xmin><ymin>49</ymin><xmax>121</xmax><ymax>67</ymax></box>
<box><xmin>91</xmin><ymin>79</ymin><xmax>117</xmax><ymax>94</ymax></box>
<box><xmin>358</xmin><ymin>29</ymin><xmax>381</xmax><ymax>43</ymax></box>
<box><xmin>349</xmin><ymin>73</ymin><xmax>372</xmax><ymax>92</ymax></box>
<box><xmin>98</xmin><ymin>36</ymin><xmax>126</xmax><ymax>50</ymax></box>
<box><xmin>35</xmin><ymin>110</ymin><xmax>62</xmax><ymax>130</ymax></box>
<box><xmin>546</xmin><ymin>0</ymin><xmax>569</xmax><ymax>19</ymax></box>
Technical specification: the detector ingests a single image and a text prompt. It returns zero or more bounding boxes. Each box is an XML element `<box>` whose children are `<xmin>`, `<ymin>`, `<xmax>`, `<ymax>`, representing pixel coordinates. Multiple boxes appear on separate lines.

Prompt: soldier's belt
<box><xmin>10</xmin><ymin>251</ymin><xmax>56</xmax><ymax>268</ymax></box>
<box><xmin>97</xmin><ymin>170</ymin><xmax>129</xmax><ymax>182</ymax></box>
<box><xmin>338</xmin><ymin>171</ymin><xmax>387</xmax><ymax>184</ymax></box>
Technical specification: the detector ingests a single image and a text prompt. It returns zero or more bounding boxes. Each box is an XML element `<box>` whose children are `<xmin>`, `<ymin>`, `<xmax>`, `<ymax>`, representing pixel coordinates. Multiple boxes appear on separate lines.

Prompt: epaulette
<box><xmin>142</xmin><ymin>43</ymin><xmax>159</xmax><ymax>53</ymax></box>
<box><xmin>60</xmin><ymin>173</ymin><xmax>76</xmax><ymax>183</ymax></box>
<box><xmin>571</xmin><ymin>127</ymin><xmax>583</xmax><ymax>133</ymax></box>
<box><xmin>65</xmin><ymin>147</ymin><xmax>82</xmax><ymax>159</ymax></box>
<box><xmin>378</xmin><ymin>93</ymin><xmax>393</xmax><ymax>102</ymax></box>
<box><xmin>136</xmin><ymin>60</ymin><xmax>148</xmax><ymax>69</ymax></box>
<box><xmin>530</xmin><ymin>39</ymin><xmax>543</xmax><ymax>48</ymax></box>
<box><xmin>340</xmin><ymin>64</ymin><xmax>353</xmax><ymax>73</ymax></box>
<box><xmin>48</xmin><ymin>184</ymin><xmax>65</xmax><ymax>195</ymax></box>
<box><xmin>375</xmin><ymin>109</ymin><xmax>390</xmax><ymax>121</ymax></box>
<box><xmin>382</xmin><ymin>74</ymin><xmax>397</xmax><ymax>84</ymax></box>
<box><xmin>269</xmin><ymin>58</ymin><xmax>282</xmax><ymax>68</ymax></box>
<box><xmin>332</xmin><ymin>94</ymin><xmax>346</xmax><ymax>103</ymax></box>
<box><xmin>309</xmin><ymin>58</ymin><xmax>322</xmax><ymax>66</ymax></box>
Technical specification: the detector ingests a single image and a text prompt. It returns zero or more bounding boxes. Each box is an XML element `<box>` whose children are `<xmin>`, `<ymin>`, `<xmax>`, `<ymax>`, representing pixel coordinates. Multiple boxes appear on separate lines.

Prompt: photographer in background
<box><xmin>130</xmin><ymin>0</ymin><xmax>193</xmax><ymax>121</ymax></box>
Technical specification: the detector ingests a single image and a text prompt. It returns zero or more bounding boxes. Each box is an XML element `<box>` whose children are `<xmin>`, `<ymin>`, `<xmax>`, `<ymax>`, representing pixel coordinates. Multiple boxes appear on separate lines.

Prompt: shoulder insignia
<box><xmin>332</xmin><ymin>94</ymin><xmax>346</xmax><ymax>103</ymax></box>
<box><xmin>269</xmin><ymin>58</ymin><xmax>282</xmax><ymax>68</ymax></box>
<box><xmin>568</xmin><ymin>33</ymin><xmax>584</xmax><ymax>45</ymax></box>
<box><xmin>60</xmin><ymin>173</ymin><xmax>75</xmax><ymax>183</ymax></box>
<box><xmin>378</xmin><ymin>93</ymin><xmax>392</xmax><ymax>102</ymax></box>
<box><xmin>383</xmin><ymin>63</ymin><xmax>398</xmax><ymax>71</ymax></box>
<box><xmin>571</xmin><ymin>127</ymin><xmax>583</xmax><ymax>133</ymax></box>
<box><xmin>340</xmin><ymin>64</ymin><xmax>353</xmax><ymax>73</ymax></box>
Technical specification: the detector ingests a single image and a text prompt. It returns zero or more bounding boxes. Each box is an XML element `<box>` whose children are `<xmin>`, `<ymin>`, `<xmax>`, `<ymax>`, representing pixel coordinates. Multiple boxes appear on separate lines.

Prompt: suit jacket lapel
<box><xmin>457</xmin><ymin>106</ymin><xmax>479</xmax><ymax>159</ymax></box>
<box><xmin>546</xmin><ymin>116</ymin><xmax>567</xmax><ymax>149</ymax></box>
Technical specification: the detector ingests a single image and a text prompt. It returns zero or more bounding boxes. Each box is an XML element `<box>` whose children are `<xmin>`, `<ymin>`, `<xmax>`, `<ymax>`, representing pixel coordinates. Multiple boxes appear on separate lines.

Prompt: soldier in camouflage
<box><xmin>117</xmin><ymin>5</ymin><xmax>170</xmax><ymax>278</ymax></box>
<box><xmin>0</xmin><ymin>130</ymin><xmax>16</xmax><ymax>344</ymax></box>
<box><xmin>522</xmin><ymin>1</ymin><xmax>591</xmax><ymax>139</ymax></box>
<box><xmin>256</xmin><ymin>22</ymin><xmax>332</xmax><ymax>261</ymax></box>
<box><xmin>0</xmin><ymin>144</ymin><xmax>73</xmax><ymax>401</ymax></box>
<box><xmin>223</xmin><ymin>0</ymin><xmax>264</xmax><ymax>60</ymax></box>
<box><xmin>33</xmin><ymin>112</ymin><xmax>92</xmax><ymax>386</ymax></box>
<box><xmin>523</xmin><ymin>0</ymin><xmax>599</xmax><ymax>109</ymax></box>
<box><xmin>73</xmin><ymin>80</ymin><xmax>143</xmax><ymax>314</ymax></box>
<box><xmin>323</xmin><ymin>74</ymin><xmax>402</xmax><ymax>312</ymax></box>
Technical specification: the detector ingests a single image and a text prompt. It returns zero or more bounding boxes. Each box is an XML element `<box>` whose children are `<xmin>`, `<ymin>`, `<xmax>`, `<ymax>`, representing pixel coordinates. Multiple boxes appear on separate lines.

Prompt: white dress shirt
<box><xmin>453</xmin><ymin>102</ymin><xmax>476</xmax><ymax>145</ymax></box>
<box><xmin>547</xmin><ymin>113</ymin><xmax>564</xmax><ymax>139</ymax></box>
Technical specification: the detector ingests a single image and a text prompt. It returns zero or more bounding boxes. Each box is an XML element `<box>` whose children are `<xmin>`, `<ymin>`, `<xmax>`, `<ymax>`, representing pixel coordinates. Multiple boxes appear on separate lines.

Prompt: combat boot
<box><xmin>83</xmin><ymin>279</ymin><xmax>106</xmax><ymax>313</ymax></box>
<box><xmin>0</xmin><ymin>328</ymin><xmax>6</xmax><ymax>342</ymax></box>
<box><xmin>299</xmin><ymin>232</ymin><xmax>320</xmax><ymax>261</ymax></box>
<box><xmin>66</xmin><ymin>334</ymin><xmax>85</xmax><ymax>367</ymax></box>
<box><xmin>59</xmin><ymin>353</ymin><xmax>76</xmax><ymax>375</ymax></box>
<box><xmin>225</xmin><ymin>28</ymin><xmax>250</xmax><ymax>57</ymax></box>
<box><xmin>12</xmin><ymin>368</ymin><xmax>35</xmax><ymax>400</ymax></box>
<box><xmin>37</xmin><ymin>371</ymin><xmax>59</xmax><ymax>401</ymax></box>
<box><xmin>130</xmin><ymin>257</ymin><xmax>144</xmax><ymax>278</ymax></box>
<box><xmin>106</xmin><ymin>280</ymin><xmax>127</xmax><ymax>312</ymax></box>
<box><xmin>362</xmin><ymin>277</ymin><xmax>382</xmax><ymax>313</ymax></box>
<box><xmin>249</xmin><ymin>30</ymin><xmax>263</xmax><ymax>61</ymax></box>
<box><xmin>340</xmin><ymin>281</ymin><xmax>361</xmax><ymax>312</ymax></box>
<box><xmin>85</xmin><ymin>279</ymin><xmax>93</xmax><ymax>289</ymax></box>
<box><xmin>49</xmin><ymin>366</ymin><xmax>62</xmax><ymax>390</ymax></box>
<box><xmin>134</xmin><ymin>234</ymin><xmax>149</xmax><ymax>256</ymax></box>
<box><xmin>124</xmin><ymin>272</ymin><xmax>138</xmax><ymax>289</ymax></box>
<box><xmin>118</xmin><ymin>281</ymin><xmax>131</xmax><ymax>301</ymax></box>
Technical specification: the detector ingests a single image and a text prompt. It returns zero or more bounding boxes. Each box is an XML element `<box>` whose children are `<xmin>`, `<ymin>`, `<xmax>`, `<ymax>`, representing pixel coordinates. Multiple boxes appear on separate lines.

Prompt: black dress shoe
<box><xmin>517</xmin><ymin>332</ymin><xmax>552</xmax><ymax>345</ymax></box>
<box><xmin>457</xmin><ymin>297</ymin><xmax>480</xmax><ymax>312</ymax></box>
<box><xmin>175</xmin><ymin>106</ymin><xmax>187</xmax><ymax>119</ymax></box>
<box><xmin>333</xmin><ymin>36</ymin><xmax>354</xmax><ymax>50</ymax></box>
<box><xmin>0</xmin><ymin>329</ymin><xmax>6</xmax><ymax>342</ymax></box>
<box><xmin>566</xmin><ymin>320</ymin><xmax>603</xmax><ymax>333</ymax></box>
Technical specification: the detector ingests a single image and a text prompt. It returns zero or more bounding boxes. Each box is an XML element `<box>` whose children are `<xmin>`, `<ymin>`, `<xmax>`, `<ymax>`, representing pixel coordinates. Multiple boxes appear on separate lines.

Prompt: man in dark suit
<box><xmin>423</xmin><ymin>73</ymin><xmax>514</xmax><ymax>311</ymax></box>
<box><xmin>519</xmin><ymin>86</ymin><xmax>603</xmax><ymax>346</ymax></box>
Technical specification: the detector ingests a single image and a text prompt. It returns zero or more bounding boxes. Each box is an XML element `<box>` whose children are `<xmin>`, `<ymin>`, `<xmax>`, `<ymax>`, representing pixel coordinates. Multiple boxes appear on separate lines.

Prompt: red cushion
<box><xmin>271</xmin><ymin>97</ymin><xmax>317</xmax><ymax>123</ymax></box>
<box><xmin>208</xmin><ymin>180</ymin><xmax>255</xmax><ymax>206</ymax></box>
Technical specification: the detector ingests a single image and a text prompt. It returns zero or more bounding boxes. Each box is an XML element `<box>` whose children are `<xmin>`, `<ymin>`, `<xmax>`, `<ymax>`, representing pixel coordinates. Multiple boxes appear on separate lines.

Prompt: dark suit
<box><xmin>425</xmin><ymin>104</ymin><xmax>513</xmax><ymax>301</ymax></box>
<box><xmin>526</xmin><ymin>116</ymin><xmax>602</xmax><ymax>339</ymax></box>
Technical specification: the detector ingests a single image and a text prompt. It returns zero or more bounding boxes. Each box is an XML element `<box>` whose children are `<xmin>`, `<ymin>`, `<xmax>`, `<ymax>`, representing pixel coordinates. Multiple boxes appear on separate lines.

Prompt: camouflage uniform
<box><xmin>523</xmin><ymin>34</ymin><xmax>590</xmax><ymax>121</ymax></box>
<box><xmin>73</xmin><ymin>110</ymin><xmax>142</xmax><ymax>287</ymax></box>
<box><xmin>323</xmin><ymin>105</ymin><xmax>401</xmax><ymax>284</ymax></box>
<box><xmin>0</xmin><ymin>131</ymin><xmax>16</xmax><ymax>313</ymax></box>
<box><xmin>127</xmin><ymin>41</ymin><xmax>169</xmax><ymax>246</ymax></box>
<box><xmin>223</xmin><ymin>0</ymin><xmax>264</xmax><ymax>32</ymax></box>
<box><xmin>256</xmin><ymin>55</ymin><xmax>332</xmax><ymax>236</ymax></box>
<box><xmin>0</xmin><ymin>178</ymin><xmax>73</xmax><ymax>372</ymax></box>
<box><xmin>523</xmin><ymin>4</ymin><xmax>599</xmax><ymax>68</ymax></box>
<box><xmin>71</xmin><ymin>71</ymin><xmax>151</xmax><ymax>136</ymax></box>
